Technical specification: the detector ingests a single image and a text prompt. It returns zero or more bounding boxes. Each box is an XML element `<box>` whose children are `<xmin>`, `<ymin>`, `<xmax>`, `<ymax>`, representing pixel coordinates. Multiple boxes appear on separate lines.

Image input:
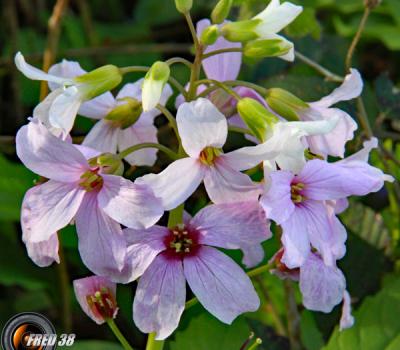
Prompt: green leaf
<box><xmin>169</xmin><ymin>312</ymin><xmax>250</xmax><ymax>350</ymax></box>
<box><xmin>324</xmin><ymin>275</ymin><xmax>400</xmax><ymax>350</ymax></box>
<box><xmin>70</xmin><ymin>341</ymin><xmax>123</xmax><ymax>350</ymax></box>
<box><xmin>300</xmin><ymin>310</ymin><xmax>324</xmax><ymax>350</ymax></box>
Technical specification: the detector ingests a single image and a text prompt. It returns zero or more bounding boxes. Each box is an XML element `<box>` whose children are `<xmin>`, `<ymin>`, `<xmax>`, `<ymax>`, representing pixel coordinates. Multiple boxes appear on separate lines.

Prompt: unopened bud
<box><xmin>237</xmin><ymin>98</ymin><xmax>278</xmax><ymax>141</ymax></box>
<box><xmin>364</xmin><ymin>0</ymin><xmax>381</xmax><ymax>9</ymax></box>
<box><xmin>266</xmin><ymin>88</ymin><xmax>309</xmax><ymax>121</ymax></box>
<box><xmin>96</xmin><ymin>153</ymin><xmax>124</xmax><ymax>176</ymax></box>
<box><xmin>74</xmin><ymin>65</ymin><xmax>122</xmax><ymax>100</ymax></box>
<box><xmin>142</xmin><ymin>61</ymin><xmax>170</xmax><ymax>111</ymax></box>
<box><xmin>175</xmin><ymin>0</ymin><xmax>192</xmax><ymax>13</ymax></box>
<box><xmin>211</xmin><ymin>0</ymin><xmax>233</xmax><ymax>24</ymax></box>
<box><xmin>244</xmin><ymin>39</ymin><xmax>292</xmax><ymax>59</ymax></box>
<box><xmin>105</xmin><ymin>97</ymin><xmax>143</xmax><ymax>129</ymax></box>
<box><xmin>200</xmin><ymin>25</ymin><xmax>219</xmax><ymax>45</ymax></box>
<box><xmin>221</xmin><ymin>19</ymin><xmax>260</xmax><ymax>42</ymax></box>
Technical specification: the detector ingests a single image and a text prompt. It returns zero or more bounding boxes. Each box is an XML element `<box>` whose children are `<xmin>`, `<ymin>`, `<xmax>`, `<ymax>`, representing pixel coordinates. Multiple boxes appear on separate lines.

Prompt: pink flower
<box><xmin>73</xmin><ymin>276</ymin><xmax>118</xmax><ymax>324</ymax></box>
<box><xmin>137</xmin><ymin>98</ymin><xmax>280</xmax><ymax>210</ymax></box>
<box><xmin>260</xmin><ymin>138</ymin><xmax>393</xmax><ymax>268</ymax></box>
<box><xmin>299</xmin><ymin>69</ymin><xmax>363</xmax><ymax>158</ymax></box>
<box><xmin>125</xmin><ymin>201</ymin><xmax>269</xmax><ymax>339</ymax></box>
<box><xmin>82</xmin><ymin>80</ymin><xmax>173</xmax><ymax>166</ymax></box>
<box><xmin>17</xmin><ymin>119</ymin><xmax>163</xmax><ymax>277</ymax></box>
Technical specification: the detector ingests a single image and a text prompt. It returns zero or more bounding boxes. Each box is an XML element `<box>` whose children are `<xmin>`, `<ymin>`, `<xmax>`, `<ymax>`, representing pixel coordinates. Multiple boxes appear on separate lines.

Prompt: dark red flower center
<box><xmin>86</xmin><ymin>287</ymin><xmax>117</xmax><ymax>321</ymax></box>
<box><xmin>164</xmin><ymin>224</ymin><xmax>200</xmax><ymax>259</ymax></box>
<box><xmin>79</xmin><ymin>168</ymin><xmax>103</xmax><ymax>192</ymax></box>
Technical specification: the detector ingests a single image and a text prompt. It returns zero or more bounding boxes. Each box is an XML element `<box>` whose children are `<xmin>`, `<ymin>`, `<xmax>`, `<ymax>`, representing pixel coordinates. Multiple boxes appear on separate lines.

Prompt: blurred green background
<box><xmin>0</xmin><ymin>0</ymin><xmax>399</xmax><ymax>349</ymax></box>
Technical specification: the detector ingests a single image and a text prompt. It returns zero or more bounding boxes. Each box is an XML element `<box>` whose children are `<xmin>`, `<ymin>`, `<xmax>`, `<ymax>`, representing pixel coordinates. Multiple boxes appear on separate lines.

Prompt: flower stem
<box><xmin>184</xmin><ymin>12</ymin><xmax>200</xmax><ymax>50</ymax></box>
<box><xmin>195</xmin><ymin>79</ymin><xmax>242</xmax><ymax>100</ymax></box>
<box><xmin>166</xmin><ymin>57</ymin><xmax>193</xmax><ymax>69</ymax></box>
<box><xmin>118</xmin><ymin>142</ymin><xmax>179</xmax><ymax>161</ymax></box>
<box><xmin>145</xmin><ymin>333</ymin><xmax>164</xmax><ymax>350</ymax></box>
<box><xmin>201</xmin><ymin>47</ymin><xmax>243</xmax><ymax>59</ymax></box>
<box><xmin>295</xmin><ymin>51</ymin><xmax>343</xmax><ymax>82</ymax></box>
<box><xmin>223</xmin><ymin>80</ymin><xmax>269</xmax><ymax>96</ymax></box>
<box><xmin>106</xmin><ymin>319</ymin><xmax>134</xmax><ymax>350</ymax></box>
<box><xmin>247</xmin><ymin>338</ymin><xmax>263</xmax><ymax>350</ymax></box>
<box><xmin>57</xmin><ymin>239</ymin><xmax>72</xmax><ymax>333</ymax></box>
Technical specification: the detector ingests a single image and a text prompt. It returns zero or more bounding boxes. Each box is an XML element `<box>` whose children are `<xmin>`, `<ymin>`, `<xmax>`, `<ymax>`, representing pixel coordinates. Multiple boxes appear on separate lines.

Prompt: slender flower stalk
<box><xmin>118</xmin><ymin>142</ymin><xmax>179</xmax><ymax>161</ymax></box>
<box><xmin>106</xmin><ymin>319</ymin><xmax>134</xmax><ymax>350</ymax></box>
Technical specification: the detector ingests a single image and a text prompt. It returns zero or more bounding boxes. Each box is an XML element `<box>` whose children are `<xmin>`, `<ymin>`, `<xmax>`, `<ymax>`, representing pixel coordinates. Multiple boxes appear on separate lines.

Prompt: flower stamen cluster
<box><xmin>290</xmin><ymin>182</ymin><xmax>305</xmax><ymax>203</ymax></box>
<box><xmin>86</xmin><ymin>287</ymin><xmax>117</xmax><ymax>321</ymax></box>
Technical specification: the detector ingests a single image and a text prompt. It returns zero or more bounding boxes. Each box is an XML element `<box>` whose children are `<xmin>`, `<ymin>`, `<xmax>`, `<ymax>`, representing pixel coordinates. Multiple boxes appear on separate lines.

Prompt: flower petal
<box><xmin>340</xmin><ymin>291</ymin><xmax>354</xmax><ymax>330</ymax></box>
<box><xmin>24</xmin><ymin>233</ymin><xmax>60</xmax><ymax>267</ymax></box>
<box><xmin>16</xmin><ymin>119</ymin><xmax>88</xmax><ymax>181</ymax></box>
<box><xmin>15</xmin><ymin>52</ymin><xmax>68</xmax><ymax>85</ymax></box>
<box><xmin>299</xmin><ymin>253</ymin><xmax>346</xmax><ymax>313</ymax></box>
<box><xmin>47</xmin><ymin>59</ymin><xmax>86</xmax><ymax>90</ymax></box>
<box><xmin>118</xmin><ymin>123</ymin><xmax>158</xmax><ymax>166</ymax></box>
<box><xmin>197</xmin><ymin>19</ymin><xmax>242</xmax><ymax>81</ymax></box>
<box><xmin>191</xmin><ymin>201</ymin><xmax>271</xmax><ymax>267</ymax></box>
<box><xmin>177</xmin><ymin>98</ymin><xmax>228</xmax><ymax>158</ymax></box>
<box><xmin>115</xmin><ymin>226</ymin><xmax>169</xmax><ymax>283</ymax></box>
<box><xmin>184</xmin><ymin>246</ymin><xmax>260</xmax><ymax>323</ymax></box>
<box><xmin>21</xmin><ymin>181</ymin><xmax>85</xmax><ymax>243</ymax></box>
<box><xmin>204</xmin><ymin>160</ymin><xmax>261</xmax><ymax>204</ymax></box>
<box><xmin>133</xmin><ymin>253</ymin><xmax>186</xmax><ymax>340</ymax></box>
<box><xmin>315</xmin><ymin>69</ymin><xmax>363</xmax><ymax>108</ymax></box>
<box><xmin>49</xmin><ymin>86</ymin><xmax>82</xmax><ymax>133</ymax></box>
<box><xmin>78</xmin><ymin>92</ymin><xmax>116</xmax><ymax>119</ymax></box>
<box><xmin>98</xmin><ymin>175</ymin><xmax>163</xmax><ymax>229</ymax></box>
<box><xmin>75</xmin><ymin>193</ymin><xmax>126</xmax><ymax>277</ymax></box>
<box><xmin>260</xmin><ymin>170</ymin><xmax>295</xmax><ymax>224</ymax></box>
<box><xmin>82</xmin><ymin>120</ymin><xmax>119</xmax><ymax>154</ymax></box>
<box><xmin>136</xmin><ymin>158</ymin><xmax>205</xmax><ymax>210</ymax></box>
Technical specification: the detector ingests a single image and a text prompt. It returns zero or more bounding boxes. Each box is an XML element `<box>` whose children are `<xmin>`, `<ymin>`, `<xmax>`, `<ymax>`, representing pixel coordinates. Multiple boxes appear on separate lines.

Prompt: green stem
<box><xmin>295</xmin><ymin>51</ymin><xmax>344</xmax><ymax>82</ymax></box>
<box><xmin>224</xmin><ymin>80</ymin><xmax>269</xmax><ymax>96</ymax></box>
<box><xmin>57</xmin><ymin>240</ymin><xmax>72</xmax><ymax>333</ymax></box>
<box><xmin>202</xmin><ymin>47</ymin><xmax>243</xmax><ymax>59</ymax></box>
<box><xmin>195</xmin><ymin>78</ymin><xmax>242</xmax><ymax>100</ymax></box>
<box><xmin>118</xmin><ymin>142</ymin><xmax>179</xmax><ymax>160</ymax></box>
<box><xmin>248</xmin><ymin>338</ymin><xmax>263</xmax><ymax>350</ymax></box>
<box><xmin>145</xmin><ymin>333</ymin><xmax>164</xmax><ymax>350</ymax></box>
<box><xmin>157</xmin><ymin>104</ymin><xmax>180</xmax><ymax>142</ymax></box>
<box><xmin>166</xmin><ymin>56</ymin><xmax>193</xmax><ymax>69</ymax></box>
<box><xmin>184</xmin><ymin>12</ymin><xmax>200</xmax><ymax>50</ymax></box>
<box><xmin>106</xmin><ymin>319</ymin><xmax>134</xmax><ymax>350</ymax></box>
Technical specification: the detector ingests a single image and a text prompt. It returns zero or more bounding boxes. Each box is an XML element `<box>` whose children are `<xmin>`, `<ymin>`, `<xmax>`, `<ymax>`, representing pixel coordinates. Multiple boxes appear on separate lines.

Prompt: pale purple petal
<box><xmin>133</xmin><ymin>253</ymin><xmax>186</xmax><ymax>340</ymax></box>
<box><xmin>340</xmin><ymin>291</ymin><xmax>354</xmax><ymax>330</ymax></box>
<box><xmin>299</xmin><ymin>253</ymin><xmax>346</xmax><ymax>313</ymax></box>
<box><xmin>82</xmin><ymin>120</ymin><xmax>119</xmax><ymax>154</ymax></box>
<box><xmin>98</xmin><ymin>175</ymin><xmax>163</xmax><ymax>229</ymax></box>
<box><xmin>24</xmin><ymin>233</ymin><xmax>60</xmax><ymax>267</ymax></box>
<box><xmin>16</xmin><ymin>119</ymin><xmax>89</xmax><ymax>181</ymax></box>
<box><xmin>260</xmin><ymin>171</ymin><xmax>295</xmax><ymax>224</ymax></box>
<box><xmin>241</xmin><ymin>245</ymin><xmax>265</xmax><ymax>268</ymax></box>
<box><xmin>117</xmin><ymin>123</ymin><xmax>158</xmax><ymax>166</ymax></box>
<box><xmin>75</xmin><ymin>193</ymin><xmax>126</xmax><ymax>277</ymax></box>
<box><xmin>184</xmin><ymin>246</ymin><xmax>260</xmax><ymax>323</ymax></box>
<box><xmin>177</xmin><ymin>98</ymin><xmax>228</xmax><ymax>158</ymax></box>
<box><xmin>280</xmin><ymin>207</ymin><xmax>311</xmax><ymax>268</ymax></box>
<box><xmin>73</xmin><ymin>276</ymin><xmax>117</xmax><ymax>325</ymax></box>
<box><xmin>204</xmin><ymin>160</ymin><xmax>261</xmax><ymax>204</ymax></box>
<box><xmin>314</xmin><ymin>69</ymin><xmax>363</xmax><ymax>108</ymax></box>
<box><xmin>191</xmin><ymin>201</ymin><xmax>271</xmax><ymax>267</ymax></box>
<box><xmin>79</xmin><ymin>92</ymin><xmax>116</xmax><ymax>119</ymax></box>
<box><xmin>325</xmin><ymin>202</ymin><xmax>347</xmax><ymax>261</ymax></box>
<box><xmin>73</xmin><ymin>144</ymin><xmax>102</xmax><ymax>160</ymax></box>
<box><xmin>47</xmin><ymin>59</ymin><xmax>86</xmax><ymax>90</ymax></box>
<box><xmin>21</xmin><ymin>181</ymin><xmax>85</xmax><ymax>243</ymax></box>
<box><xmin>115</xmin><ymin>226</ymin><xmax>169</xmax><ymax>283</ymax></box>
<box><xmin>197</xmin><ymin>19</ymin><xmax>242</xmax><ymax>81</ymax></box>
<box><xmin>136</xmin><ymin>158</ymin><xmax>205</xmax><ymax>210</ymax></box>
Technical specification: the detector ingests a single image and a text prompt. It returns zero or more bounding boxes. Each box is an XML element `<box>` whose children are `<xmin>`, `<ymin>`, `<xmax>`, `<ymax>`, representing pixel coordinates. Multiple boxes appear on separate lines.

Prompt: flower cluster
<box><xmin>15</xmin><ymin>0</ymin><xmax>393</xmax><ymax>342</ymax></box>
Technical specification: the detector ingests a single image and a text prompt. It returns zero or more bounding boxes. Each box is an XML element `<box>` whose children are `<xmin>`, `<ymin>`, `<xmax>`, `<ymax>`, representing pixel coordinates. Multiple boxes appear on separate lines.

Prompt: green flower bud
<box><xmin>200</xmin><ymin>25</ymin><xmax>219</xmax><ymax>45</ymax></box>
<box><xmin>220</xmin><ymin>19</ymin><xmax>261</xmax><ymax>42</ymax></box>
<box><xmin>175</xmin><ymin>0</ymin><xmax>193</xmax><ymax>14</ymax></box>
<box><xmin>244</xmin><ymin>39</ymin><xmax>292</xmax><ymax>59</ymax></box>
<box><xmin>237</xmin><ymin>98</ymin><xmax>279</xmax><ymax>142</ymax></box>
<box><xmin>104</xmin><ymin>97</ymin><xmax>143</xmax><ymax>129</ymax></box>
<box><xmin>211</xmin><ymin>0</ymin><xmax>233</xmax><ymax>24</ymax></box>
<box><xmin>96</xmin><ymin>153</ymin><xmax>124</xmax><ymax>176</ymax></box>
<box><xmin>74</xmin><ymin>65</ymin><xmax>122</xmax><ymax>100</ymax></box>
<box><xmin>266</xmin><ymin>88</ymin><xmax>309</xmax><ymax>121</ymax></box>
<box><xmin>142</xmin><ymin>61</ymin><xmax>170</xmax><ymax>111</ymax></box>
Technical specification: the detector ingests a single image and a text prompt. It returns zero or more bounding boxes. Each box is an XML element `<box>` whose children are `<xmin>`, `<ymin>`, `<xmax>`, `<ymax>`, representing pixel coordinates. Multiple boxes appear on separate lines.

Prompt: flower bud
<box><xmin>105</xmin><ymin>97</ymin><xmax>143</xmax><ymax>129</ymax></box>
<box><xmin>220</xmin><ymin>19</ymin><xmax>261</xmax><ymax>42</ymax></box>
<box><xmin>175</xmin><ymin>0</ymin><xmax>192</xmax><ymax>13</ymax></box>
<box><xmin>142</xmin><ymin>61</ymin><xmax>170</xmax><ymax>111</ymax></box>
<box><xmin>244</xmin><ymin>39</ymin><xmax>292</xmax><ymax>59</ymax></box>
<box><xmin>73</xmin><ymin>276</ymin><xmax>118</xmax><ymax>325</ymax></box>
<box><xmin>237</xmin><ymin>98</ymin><xmax>278</xmax><ymax>141</ymax></box>
<box><xmin>74</xmin><ymin>65</ymin><xmax>122</xmax><ymax>100</ymax></box>
<box><xmin>266</xmin><ymin>88</ymin><xmax>309</xmax><ymax>121</ymax></box>
<box><xmin>200</xmin><ymin>25</ymin><xmax>219</xmax><ymax>45</ymax></box>
<box><xmin>211</xmin><ymin>0</ymin><xmax>233</xmax><ymax>24</ymax></box>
